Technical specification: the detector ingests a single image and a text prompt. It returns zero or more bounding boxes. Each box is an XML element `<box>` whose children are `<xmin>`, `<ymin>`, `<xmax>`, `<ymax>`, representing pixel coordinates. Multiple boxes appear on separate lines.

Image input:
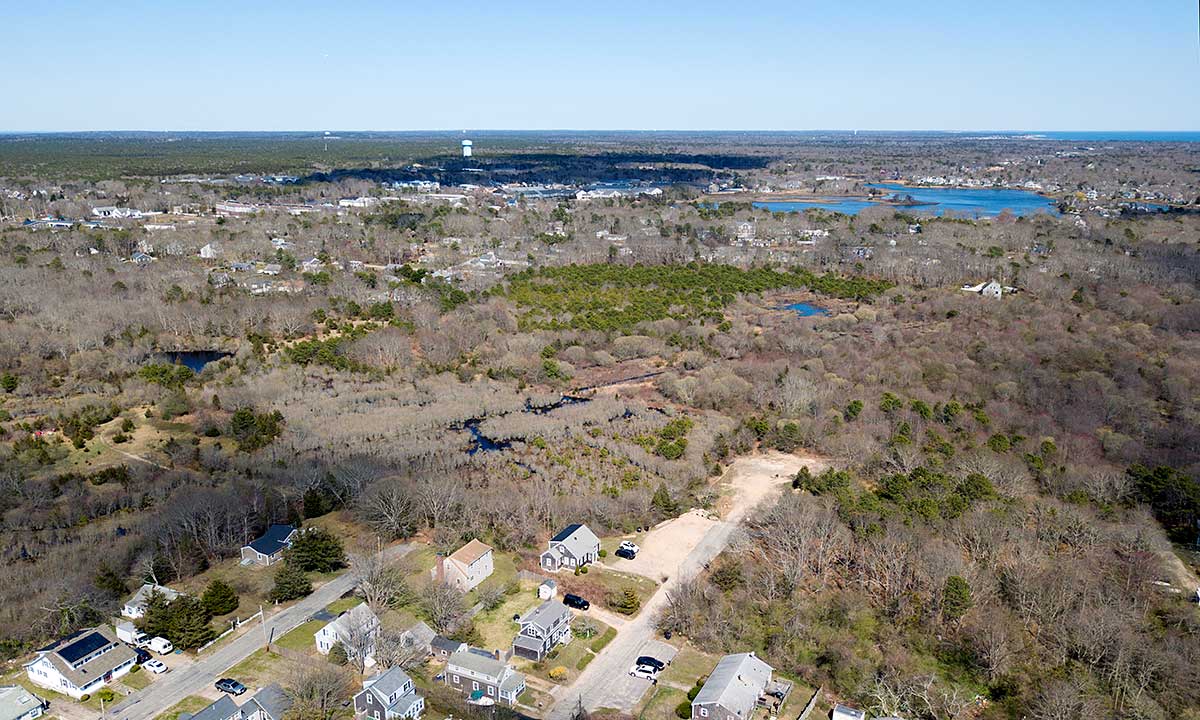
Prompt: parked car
<box><xmin>619</xmin><ymin>540</ymin><xmax>641</xmax><ymax>554</ymax></box>
<box><xmin>615</xmin><ymin>547</ymin><xmax>637</xmax><ymax>560</ymax></box>
<box><xmin>143</xmin><ymin>659</ymin><xmax>169</xmax><ymax>674</ymax></box>
<box><xmin>563</xmin><ymin>593</ymin><xmax>590</xmax><ymax>610</ymax></box>
<box><xmin>216</xmin><ymin>678</ymin><xmax>248</xmax><ymax>695</ymax></box>
<box><xmin>146</xmin><ymin>636</ymin><xmax>174</xmax><ymax>655</ymax></box>
<box><xmin>629</xmin><ymin>664</ymin><xmax>659</xmax><ymax>682</ymax></box>
<box><xmin>637</xmin><ymin>655</ymin><xmax>667</xmax><ymax>670</ymax></box>
<box><xmin>132</xmin><ymin>647</ymin><xmax>152</xmax><ymax>664</ymax></box>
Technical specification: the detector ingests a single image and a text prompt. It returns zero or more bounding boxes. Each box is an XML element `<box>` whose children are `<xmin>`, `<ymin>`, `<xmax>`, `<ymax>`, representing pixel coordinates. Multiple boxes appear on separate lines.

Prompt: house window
<box><xmin>699</xmin><ymin>708</ymin><xmax>708</xmax><ymax>718</ymax></box>
<box><xmin>367</xmin><ymin>694</ymin><xmax>373</xmax><ymax>704</ymax></box>
<box><xmin>488</xmin><ymin>686</ymin><xmax>495</xmax><ymax>696</ymax></box>
<box><xmin>453</xmin><ymin>675</ymin><xmax>460</xmax><ymax>684</ymax></box>
<box><xmin>473</xmin><ymin>681</ymin><xmax>479</xmax><ymax>691</ymax></box>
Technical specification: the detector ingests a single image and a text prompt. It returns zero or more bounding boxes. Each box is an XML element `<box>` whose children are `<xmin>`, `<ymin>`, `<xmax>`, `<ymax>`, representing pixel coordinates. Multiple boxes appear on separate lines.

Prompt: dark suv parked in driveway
<box><xmin>563</xmin><ymin>593</ymin><xmax>590</xmax><ymax>610</ymax></box>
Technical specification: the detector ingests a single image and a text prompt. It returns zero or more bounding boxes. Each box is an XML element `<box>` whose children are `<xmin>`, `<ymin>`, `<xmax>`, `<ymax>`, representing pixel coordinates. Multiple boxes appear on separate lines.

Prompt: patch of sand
<box><xmin>611</xmin><ymin>450</ymin><xmax>828</xmax><ymax>581</ymax></box>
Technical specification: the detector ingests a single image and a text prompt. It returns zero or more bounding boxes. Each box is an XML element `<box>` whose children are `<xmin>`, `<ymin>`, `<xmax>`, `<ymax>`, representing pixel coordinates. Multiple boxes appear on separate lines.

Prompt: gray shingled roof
<box><xmin>126</xmin><ymin>583</ymin><xmax>181</xmax><ymax>610</ymax></box>
<box><xmin>447</xmin><ymin>649</ymin><xmax>506</xmax><ymax>681</ymax></box>
<box><xmin>245</xmin><ymin>683</ymin><xmax>292</xmax><ymax>720</ymax></box>
<box><xmin>519</xmin><ymin>600</ymin><xmax>570</xmax><ymax>631</ymax></box>
<box><xmin>547</xmin><ymin>524</ymin><xmax>599</xmax><ymax>560</ymax></box>
<box><xmin>693</xmin><ymin>653</ymin><xmax>773</xmax><ymax>718</ymax></box>
<box><xmin>366</xmin><ymin>667</ymin><xmax>412</xmax><ymax>698</ymax></box>
<box><xmin>182</xmin><ymin>695</ymin><xmax>239</xmax><ymax>720</ymax></box>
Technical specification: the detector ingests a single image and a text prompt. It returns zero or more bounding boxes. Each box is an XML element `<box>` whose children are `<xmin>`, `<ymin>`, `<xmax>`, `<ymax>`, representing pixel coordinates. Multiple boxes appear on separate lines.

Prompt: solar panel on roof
<box><xmin>38</xmin><ymin>628</ymin><xmax>88</xmax><ymax>653</ymax></box>
<box><xmin>551</xmin><ymin>523</ymin><xmax>582</xmax><ymax>542</ymax></box>
<box><xmin>59</xmin><ymin>631</ymin><xmax>109</xmax><ymax>664</ymax></box>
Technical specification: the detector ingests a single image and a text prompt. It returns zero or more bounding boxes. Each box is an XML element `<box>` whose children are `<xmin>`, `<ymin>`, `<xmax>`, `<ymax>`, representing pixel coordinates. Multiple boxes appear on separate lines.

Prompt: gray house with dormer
<box><xmin>540</xmin><ymin>524</ymin><xmax>600</xmax><ymax>571</ymax></box>
<box><xmin>511</xmin><ymin>599</ymin><xmax>572</xmax><ymax>661</ymax></box>
<box><xmin>354</xmin><ymin>667</ymin><xmax>424</xmax><ymax>720</ymax></box>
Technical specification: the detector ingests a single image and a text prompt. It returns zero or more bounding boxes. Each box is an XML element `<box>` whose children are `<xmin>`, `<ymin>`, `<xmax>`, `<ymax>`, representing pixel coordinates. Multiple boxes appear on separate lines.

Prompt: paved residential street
<box><xmin>547</xmin><ymin>453</ymin><xmax>818</xmax><ymax>719</ymax></box>
<box><xmin>108</xmin><ymin>543</ymin><xmax>414</xmax><ymax>720</ymax></box>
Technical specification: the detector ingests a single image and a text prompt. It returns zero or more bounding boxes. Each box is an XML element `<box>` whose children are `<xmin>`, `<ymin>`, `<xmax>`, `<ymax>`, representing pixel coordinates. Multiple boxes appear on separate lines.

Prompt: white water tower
<box><xmin>461</xmin><ymin>139</ymin><xmax>473</xmax><ymax>158</ymax></box>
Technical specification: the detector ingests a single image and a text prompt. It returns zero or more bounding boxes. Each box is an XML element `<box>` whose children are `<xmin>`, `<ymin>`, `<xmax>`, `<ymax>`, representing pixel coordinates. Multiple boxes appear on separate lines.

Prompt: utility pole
<box><xmin>260</xmin><ymin>603</ymin><xmax>268</xmax><ymax>649</ymax></box>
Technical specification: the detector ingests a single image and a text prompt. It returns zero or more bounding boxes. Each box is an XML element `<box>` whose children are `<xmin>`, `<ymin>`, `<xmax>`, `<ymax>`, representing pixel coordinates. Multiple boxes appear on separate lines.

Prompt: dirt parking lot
<box><xmin>607</xmin><ymin>451</ymin><xmax>827</xmax><ymax>582</ymax></box>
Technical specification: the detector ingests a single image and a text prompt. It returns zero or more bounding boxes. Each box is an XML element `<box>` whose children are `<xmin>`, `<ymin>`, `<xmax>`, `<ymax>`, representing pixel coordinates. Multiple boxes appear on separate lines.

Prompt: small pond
<box><xmin>781</xmin><ymin>302</ymin><xmax>830</xmax><ymax>317</ymax></box>
<box><xmin>153</xmin><ymin>350</ymin><xmax>232</xmax><ymax>373</ymax></box>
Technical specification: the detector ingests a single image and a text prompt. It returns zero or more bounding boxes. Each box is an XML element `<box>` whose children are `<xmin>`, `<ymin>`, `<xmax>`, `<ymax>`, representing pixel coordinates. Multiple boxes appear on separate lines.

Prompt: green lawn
<box><xmin>399</xmin><ymin>546</ymin><xmax>438</xmax><ymax>584</ymax></box>
<box><xmin>122</xmin><ymin>668</ymin><xmax>152</xmax><ymax>690</ymax></box>
<box><xmin>638</xmin><ymin>686</ymin><xmax>689</xmax><ymax>720</ymax></box>
<box><xmin>590</xmin><ymin>626</ymin><xmax>617</xmax><ymax>653</ymax></box>
<box><xmin>275</xmin><ymin>619</ymin><xmax>324</xmax><ymax>653</ymax></box>
<box><xmin>471</xmin><ymin>582</ymin><xmax>542</xmax><ymax>651</ymax></box>
<box><xmin>659</xmin><ymin>645</ymin><xmax>719</xmax><ymax>687</ymax></box>
<box><xmin>326</xmin><ymin>595</ymin><xmax>364</xmax><ymax>615</ymax></box>
<box><xmin>467</xmin><ymin>551</ymin><xmax>521</xmax><ymax>605</ymax></box>
<box><xmin>155</xmin><ymin>695</ymin><xmax>210</xmax><ymax>720</ymax></box>
<box><xmin>517</xmin><ymin>685</ymin><xmax>555</xmax><ymax>712</ymax></box>
<box><xmin>226</xmin><ymin>648</ymin><xmax>288</xmax><ymax>687</ymax></box>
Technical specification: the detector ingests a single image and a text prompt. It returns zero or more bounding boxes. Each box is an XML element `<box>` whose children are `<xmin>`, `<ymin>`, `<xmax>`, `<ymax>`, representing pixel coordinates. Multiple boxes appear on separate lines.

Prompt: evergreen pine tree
<box><xmin>201</xmin><ymin>579</ymin><xmax>240</xmax><ymax>617</ymax></box>
<box><xmin>269</xmin><ymin>562</ymin><xmax>313</xmax><ymax>602</ymax></box>
<box><xmin>285</xmin><ymin>527</ymin><xmax>346</xmax><ymax>573</ymax></box>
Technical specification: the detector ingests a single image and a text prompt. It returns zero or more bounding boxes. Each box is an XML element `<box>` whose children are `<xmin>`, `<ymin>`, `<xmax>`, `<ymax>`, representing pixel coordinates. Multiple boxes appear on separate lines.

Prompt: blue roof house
<box><xmin>240</xmin><ymin>524</ymin><xmax>298</xmax><ymax>567</ymax></box>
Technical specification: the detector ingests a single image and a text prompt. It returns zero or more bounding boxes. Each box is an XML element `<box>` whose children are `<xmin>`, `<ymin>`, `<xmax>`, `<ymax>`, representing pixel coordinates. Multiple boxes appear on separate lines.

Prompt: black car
<box><xmin>216</xmin><ymin>678</ymin><xmax>248</xmax><ymax>695</ymax></box>
<box><xmin>615</xmin><ymin>547</ymin><xmax>636</xmax><ymax>560</ymax></box>
<box><xmin>563</xmin><ymin>593</ymin><xmax>590</xmax><ymax>610</ymax></box>
<box><xmin>133</xmin><ymin>647</ymin><xmax>152</xmax><ymax>664</ymax></box>
<box><xmin>637</xmin><ymin>655</ymin><xmax>667</xmax><ymax>671</ymax></box>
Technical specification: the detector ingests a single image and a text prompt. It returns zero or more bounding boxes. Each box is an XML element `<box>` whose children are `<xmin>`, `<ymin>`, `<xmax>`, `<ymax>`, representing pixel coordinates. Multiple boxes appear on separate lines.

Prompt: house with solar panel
<box><xmin>23</xmin><ymin>626</ymin><xmax>137</xmax><ymax>699</ymax></box>
<box><xmin>539</xmin><ymin>523</ymin><xmax>600</xmax><ymax>572</ymax></box>
<box><xmin>240</xmin><ymin>524</ymin><xmax>298</xmax><ymax>567</ymax></box>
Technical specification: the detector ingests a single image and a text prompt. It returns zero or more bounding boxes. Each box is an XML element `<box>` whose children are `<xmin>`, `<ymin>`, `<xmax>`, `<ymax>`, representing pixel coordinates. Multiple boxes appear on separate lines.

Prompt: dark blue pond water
<box><xmin>782</xmin><ymin>302</ymin><xmax>830</xmax><ymax>317</ymax></box>
<box><xmin>154</xmin><ymin>350</ymin><xmax>231</xmax><ymax>373</ymax></box>
<box><xmin>463</xmin><ymin>395</ymin><xmax>593</xmax><ymax>454</ymax></box>
<box><xmin>753</xmin><ymin>184</ymin><xmax>1057</xmax><ymax>218</ymax></box>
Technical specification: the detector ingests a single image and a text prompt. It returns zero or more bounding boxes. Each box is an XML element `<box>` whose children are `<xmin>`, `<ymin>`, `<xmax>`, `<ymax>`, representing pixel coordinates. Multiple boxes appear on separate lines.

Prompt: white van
<box><xmin>147</xmin><ymin>636</ymin><xmax>174</xmax><ymax>654</ymax></box>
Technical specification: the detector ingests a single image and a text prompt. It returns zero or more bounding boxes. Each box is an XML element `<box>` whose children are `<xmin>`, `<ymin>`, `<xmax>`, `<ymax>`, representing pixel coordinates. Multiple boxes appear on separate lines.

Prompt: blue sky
<box><xmin>2</xmin><ymin>0</ymin><xmax>1196</xmax><ymax>131</ymax></box>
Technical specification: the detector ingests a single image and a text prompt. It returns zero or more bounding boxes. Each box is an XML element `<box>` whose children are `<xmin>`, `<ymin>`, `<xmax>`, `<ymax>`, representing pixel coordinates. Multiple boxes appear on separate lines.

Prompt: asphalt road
<box><xmin>108</xmin><ymin>543</ymin><xmax>414</xmax><ymax>720</ymax></box>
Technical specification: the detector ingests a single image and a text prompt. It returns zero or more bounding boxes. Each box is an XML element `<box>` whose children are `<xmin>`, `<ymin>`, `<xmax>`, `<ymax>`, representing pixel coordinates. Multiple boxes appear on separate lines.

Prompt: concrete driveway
<box><xmin>108</xmin><ymin>543</ymin><xmax>414</xmax><ymax>720</ymax></box>
<box><xmin>545</xmin><ymin>452</ymin><xmax>817</xmax><ymax>719</ymax></box>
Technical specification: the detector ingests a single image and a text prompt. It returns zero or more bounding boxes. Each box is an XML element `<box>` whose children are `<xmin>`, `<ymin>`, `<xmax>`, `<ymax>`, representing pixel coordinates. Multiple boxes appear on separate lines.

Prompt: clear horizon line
<box><xmin>1</xmin><ymin>128</ymin><xmax>1198</xmax><ymax>135</ymax></box>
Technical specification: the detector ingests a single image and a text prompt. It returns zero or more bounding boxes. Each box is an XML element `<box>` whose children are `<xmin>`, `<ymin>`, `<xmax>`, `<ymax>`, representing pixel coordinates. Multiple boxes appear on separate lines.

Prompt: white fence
<box><xmin>197</xmin><ymin>609</ymin><xmax>264</xmax><ymax>653</ymax></box>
